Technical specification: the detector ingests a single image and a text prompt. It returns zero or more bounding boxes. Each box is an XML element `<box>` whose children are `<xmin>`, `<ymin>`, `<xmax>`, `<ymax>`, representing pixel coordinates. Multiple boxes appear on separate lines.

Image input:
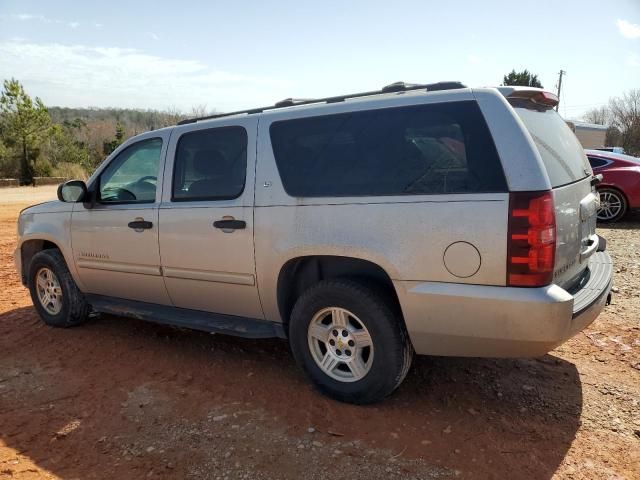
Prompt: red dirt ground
<box><xmin>1</xmin><ymin>187</ymin><xmax>638</xmax><ymax>479</ymax></box>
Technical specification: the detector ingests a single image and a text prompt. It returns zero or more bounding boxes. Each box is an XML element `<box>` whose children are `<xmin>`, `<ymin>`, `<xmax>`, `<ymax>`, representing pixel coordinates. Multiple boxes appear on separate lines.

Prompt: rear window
<box><xmin>269</xmin><ymin>101</ymin><xmax>507</xmax><ymax>197</ymax></box>
<box><xmin>513</xmin><ymin>104</ymin><xmax>591</xmax><ymax>187</ymax></box>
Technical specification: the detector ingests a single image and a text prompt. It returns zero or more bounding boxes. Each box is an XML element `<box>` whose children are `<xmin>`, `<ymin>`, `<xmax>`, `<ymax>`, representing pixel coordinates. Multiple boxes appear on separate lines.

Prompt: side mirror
<box><xmin>57</xmin><ymin>180</ymin><xmax>87</xmax><ymax>203</ymax></box>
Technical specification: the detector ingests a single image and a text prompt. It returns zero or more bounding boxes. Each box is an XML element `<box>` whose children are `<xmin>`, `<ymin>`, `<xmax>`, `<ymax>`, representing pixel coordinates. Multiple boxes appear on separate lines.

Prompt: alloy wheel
<box><xmin>307</xmin><ymin>307</ymin><xmax>374</xmax><ymax>382</ymax></box>
<box><xmin>36</xmin><ymin>267</ymin><xmax>63</xmax><ymax>315</ymax></box>
<box><xmin>598</xmin><ymin>190</ymin><xmax>624</xmax><ymax>221</ymax></box>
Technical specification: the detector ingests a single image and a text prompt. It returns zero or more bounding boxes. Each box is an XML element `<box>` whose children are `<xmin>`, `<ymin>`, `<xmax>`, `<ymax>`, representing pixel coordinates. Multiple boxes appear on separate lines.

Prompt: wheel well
<box><xmin>20</xmin><ymin>239</ymin><xmax>60</xmax><ymax>284</ymax></box>
<box><xmin>276</xmin><ymin>256</ymin><xmax>402</xmax><ymax>334</ymax></box>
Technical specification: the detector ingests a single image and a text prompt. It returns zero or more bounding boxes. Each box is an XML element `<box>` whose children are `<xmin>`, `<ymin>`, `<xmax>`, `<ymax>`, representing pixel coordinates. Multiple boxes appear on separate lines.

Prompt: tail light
<box><xmin>507</xmin><ymin>191</ymin><xmax>556</xmax><ymax>287</ymax></box>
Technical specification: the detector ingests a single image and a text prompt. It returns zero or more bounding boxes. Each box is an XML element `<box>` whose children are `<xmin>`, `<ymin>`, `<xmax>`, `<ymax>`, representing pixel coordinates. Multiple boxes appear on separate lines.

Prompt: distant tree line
<box><xmin>582</xmin><ymin>90</ymin><xmax>640</xmax><ymax>155</ymax></box>
<box><xmin>2</xmin><ymin>74</ymin><xmax>638</xmax><ymax>183</ymax></box>
<box><xmin>0</xmin><ymin>78</ymin><xmax>212</xmax><ymax>183</ymax></box>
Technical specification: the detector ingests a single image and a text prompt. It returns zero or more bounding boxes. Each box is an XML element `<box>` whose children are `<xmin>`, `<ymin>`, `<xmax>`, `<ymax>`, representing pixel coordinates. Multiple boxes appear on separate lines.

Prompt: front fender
<box><xmin>17</xmin><ymin>210</ymin><xmax>85</xmax><ymax>291</ymax></box>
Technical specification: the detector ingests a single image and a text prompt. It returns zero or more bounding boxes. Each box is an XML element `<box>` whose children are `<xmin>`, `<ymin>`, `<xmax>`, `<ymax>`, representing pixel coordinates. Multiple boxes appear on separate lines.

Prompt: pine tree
<box><xmin>502</xmin><ymin>69</ymin><xmax>543</xmax><ymax>88</ymax></box>
<box><xmin>0</xmin><ymin>78</ymin><xmax>51</xmax><ymax>183</ymax></box>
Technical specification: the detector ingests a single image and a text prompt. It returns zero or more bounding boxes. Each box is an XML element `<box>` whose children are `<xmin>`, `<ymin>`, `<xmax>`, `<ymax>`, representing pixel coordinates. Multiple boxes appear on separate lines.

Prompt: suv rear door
<box><xmin>158</xmin><ymin>118</ymin><xmax>263</xmax><ymax>319</ymax></box>
<box><xmin>509</xmin><ymin>96</ymin><xmax>598</xmax><ymax>289</ymax></box>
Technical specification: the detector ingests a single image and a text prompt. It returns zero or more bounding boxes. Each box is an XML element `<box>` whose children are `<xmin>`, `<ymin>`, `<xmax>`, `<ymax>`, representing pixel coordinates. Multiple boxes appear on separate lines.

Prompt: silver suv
<box><xmin>15</xmin><ymin>82</ymin><xmax>613</xmax><ymax>404</ymax></box>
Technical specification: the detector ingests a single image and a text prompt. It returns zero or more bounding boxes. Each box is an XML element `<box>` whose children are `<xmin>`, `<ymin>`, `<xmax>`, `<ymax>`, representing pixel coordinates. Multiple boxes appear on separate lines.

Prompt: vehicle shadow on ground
<box><xmin>0</xmin><ymin>306</ymin><xmax>582</xmax><ymax>479</ymax></box>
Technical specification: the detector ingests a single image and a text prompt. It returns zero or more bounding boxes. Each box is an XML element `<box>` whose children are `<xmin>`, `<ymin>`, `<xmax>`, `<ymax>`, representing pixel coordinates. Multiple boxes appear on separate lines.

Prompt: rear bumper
<box><xmin>396</xmin><ymin>251</ymin><xmax>613</xmax><ymax>357</ymax></box>
<box><xmin>569</xmin><ymin>250</ymin><xmax>613</xmax><ymax>337</ymax></box>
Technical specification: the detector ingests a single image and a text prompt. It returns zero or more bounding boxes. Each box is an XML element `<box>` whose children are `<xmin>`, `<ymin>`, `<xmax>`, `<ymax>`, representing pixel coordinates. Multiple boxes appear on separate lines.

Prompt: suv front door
<box><xmin>158</xmin><ymin>118</ymin><xmax>263</xmax><ymax>319</ymax></box>
<box><xmin>71</xmin><ymin>131</ymin><xmax>172</xmax><ymax>305</ymax></box>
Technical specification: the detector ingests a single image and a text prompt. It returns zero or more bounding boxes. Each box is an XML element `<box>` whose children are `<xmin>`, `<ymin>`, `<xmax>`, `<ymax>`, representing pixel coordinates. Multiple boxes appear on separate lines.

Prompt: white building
<box><xmin>571</xmin><ymin>121</ymin><xmax>608</xmax><ymax>149</ymax></box>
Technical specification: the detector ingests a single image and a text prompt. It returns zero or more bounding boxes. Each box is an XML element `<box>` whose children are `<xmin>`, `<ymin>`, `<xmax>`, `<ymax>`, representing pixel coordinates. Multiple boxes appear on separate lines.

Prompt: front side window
<box><xmin>99</xmin><ymin>138</ymin><xmax>163</xmax><ymax>203</ymax></box>
<box><xmin>269</xmin><ymin>101</ymin><xmax>507</xmax><ymax>197</ymax></box>
<box><xmin>172</xmin><ymin>126</ymin><xmax>247</xmax><ymax>201</ymax></box>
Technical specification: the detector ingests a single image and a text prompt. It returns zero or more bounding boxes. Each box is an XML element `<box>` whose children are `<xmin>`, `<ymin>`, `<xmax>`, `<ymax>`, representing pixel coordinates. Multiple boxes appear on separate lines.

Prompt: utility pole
<box><xmin>555</xmin><ymin>69</ymin><xmax>565</xmax><ymax>112</ymax></box>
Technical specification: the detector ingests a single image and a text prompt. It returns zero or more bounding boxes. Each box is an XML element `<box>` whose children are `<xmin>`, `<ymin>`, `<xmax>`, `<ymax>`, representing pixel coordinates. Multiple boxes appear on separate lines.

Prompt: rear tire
<box><xmin>289</xmin><ymin>279</ymin><xmax>413</xmax><ymax>404</ymax></box>
<box><xmin>28</xmin><ymin>249</ymin><xmax>90</xmax><ymax>327</ymax></box>
<box><xmin>597</xmin><ymin>188</ymin><xmax>627</xmax><ymax>223</ymax></box>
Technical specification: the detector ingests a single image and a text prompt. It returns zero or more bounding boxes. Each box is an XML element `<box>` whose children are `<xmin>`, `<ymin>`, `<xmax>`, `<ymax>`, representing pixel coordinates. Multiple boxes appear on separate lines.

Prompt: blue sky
<box><xmin>0</xmin><ymin>0</ymin><xmax>638</xmax><ymax>120</ymax></box>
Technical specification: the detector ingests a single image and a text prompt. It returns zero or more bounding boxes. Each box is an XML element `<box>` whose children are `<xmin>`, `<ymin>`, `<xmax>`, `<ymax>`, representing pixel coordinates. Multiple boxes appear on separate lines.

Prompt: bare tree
<box><xmin>162</xmin><ymin>105</ymin><xmax>186</xmax><ymax>126</ymax></box>
<box><xmin>608</xmin><ymin>89</ymin><xmax>640</xmax><ymax>154</ymax></box>
<box><xmin>582</xmin><ymin>106</ymin><xmax>610</xmax><ymax>125</ymax></box>
<box><xmin>190</xmin><ymin>104</ymin><xmax>210</xmax><ymax>118</ymax></box>
<box><xmin>606</xmin><ymin>126</ymin><xmax>621</xmax><ymax>148</ymax></box>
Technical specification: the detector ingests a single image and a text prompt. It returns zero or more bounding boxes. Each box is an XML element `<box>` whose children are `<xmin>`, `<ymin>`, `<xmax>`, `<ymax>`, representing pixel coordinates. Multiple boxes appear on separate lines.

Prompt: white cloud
<box><xmin>0</xmin><ymin>41</ymin><xmax>292</xmax><ymax>111</ymax></box>
<box><xmin>6</xmin><ymin>13</ymin><xmax>85</xmax><ymax>29</ymax></box>
<box><xmin>14</xmin><ymin>13</ymin><xmax>56</xmax><ymax>23</ymax></box>
<box><xmin>617</xmin><ymin>19</ymin><xmax>640</xmax><ymax>39</ymax></box>
<box><xmin>146</xmin><ymin>32</ymin><xmax>160</xmax><ymax>41</ymax></box>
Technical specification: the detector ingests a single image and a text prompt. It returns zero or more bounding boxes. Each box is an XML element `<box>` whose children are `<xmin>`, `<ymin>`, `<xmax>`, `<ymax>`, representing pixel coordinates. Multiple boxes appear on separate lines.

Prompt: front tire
<box><xmin>28</xmin><ymin>249</ymin><xmax>90</xmax><ymax>327</ymax></box>
<box><xmin>289</xmin><ymin>279</ymin><xmax>413</xmax><ymax>404</ymax></box>
<box><xmin>597</xmin><ymin>188</ymin><xmax>628</xmax><ymax>223</ymax></box>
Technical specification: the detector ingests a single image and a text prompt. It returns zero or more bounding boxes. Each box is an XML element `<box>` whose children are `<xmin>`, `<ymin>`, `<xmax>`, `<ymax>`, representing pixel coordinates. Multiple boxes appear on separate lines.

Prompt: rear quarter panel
<box><xmin>254</xmin><ymin>198</ymin><xmax>509</xmax><ymax>323</ymax></box>
<box><xmin>597</xmin><ymin>164</ymin><xmax>640</xmax><ymax>209</ymax></box>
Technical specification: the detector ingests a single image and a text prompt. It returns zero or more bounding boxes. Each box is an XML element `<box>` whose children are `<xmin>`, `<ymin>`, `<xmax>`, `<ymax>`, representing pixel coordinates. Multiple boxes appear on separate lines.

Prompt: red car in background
<box><xmin>586</xmin><ymin>149</ymin><xmax>640</xmax><ymax>222</ymax></box>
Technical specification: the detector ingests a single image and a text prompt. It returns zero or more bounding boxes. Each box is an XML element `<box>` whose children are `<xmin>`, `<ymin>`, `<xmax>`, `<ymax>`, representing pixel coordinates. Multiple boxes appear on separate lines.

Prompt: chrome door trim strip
<box><xmin>77</xmin><ymin>259</ymin><xmax>162</xmax><ymax>276</ymax></box>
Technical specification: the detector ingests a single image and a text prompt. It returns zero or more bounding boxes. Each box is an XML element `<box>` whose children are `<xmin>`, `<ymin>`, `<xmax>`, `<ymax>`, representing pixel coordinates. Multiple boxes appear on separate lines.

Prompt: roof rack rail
<box><xmin>274</xmin><ymin>98</ymin><xmax>315</xmax><ymax>108</ymax></box>
<box><xmin>177</xmin><ymin>80</ymin><xmax>467</xmax><ymax>125</ymax></box>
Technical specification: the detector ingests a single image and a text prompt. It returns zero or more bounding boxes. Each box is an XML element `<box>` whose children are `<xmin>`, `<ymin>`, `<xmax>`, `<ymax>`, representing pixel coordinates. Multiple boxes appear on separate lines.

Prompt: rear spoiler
<box><xmin>496</xmin><ymin>87</ymin><xmax>559</xmax><ymax>108</ymax></box>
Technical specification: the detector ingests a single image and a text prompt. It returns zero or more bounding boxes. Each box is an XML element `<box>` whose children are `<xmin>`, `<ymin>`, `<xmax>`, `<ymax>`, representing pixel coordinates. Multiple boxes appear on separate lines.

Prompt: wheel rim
<box><xmin>598</xmin><ymin>191</ymin><xmax>623</xmax><ymax>220</ymax></box>
<box><xmin>307</xmin><ymin>307</ymin><xmax>374</xmax><ymax>383</ymax></box>
<box><xmin>36</xmin><ymin>267</ymin><xmax>63</xmax><ymax>315</ymax></box>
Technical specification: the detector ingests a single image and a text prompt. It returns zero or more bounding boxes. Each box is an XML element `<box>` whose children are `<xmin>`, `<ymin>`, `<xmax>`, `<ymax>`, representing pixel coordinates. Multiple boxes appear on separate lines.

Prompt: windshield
<box><xmin>513</xmin><ymin>104</ymin><xmax>591</xmax><ymax>187</ymax></box>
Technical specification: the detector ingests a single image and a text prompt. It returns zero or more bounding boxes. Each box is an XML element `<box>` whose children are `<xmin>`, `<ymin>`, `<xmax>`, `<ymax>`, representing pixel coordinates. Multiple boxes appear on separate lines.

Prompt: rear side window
<box><xmin>269</xmin><ymin>101</ymin><xmax>507</xmax><ymax>197</ymax></box>
<box><xmin>588</xmin><ymin>156</ymin><xmax>608</xmax><ymax>169</ymax></box>
<box><xmin>172</xmin><ymin>126</ymin><xmax>247</xmax><ymax>201</ymax></box>
<box><xmin>512</xmin><ymin>104</ymin><xmax>591</xmax><ymax>187</ymax></box>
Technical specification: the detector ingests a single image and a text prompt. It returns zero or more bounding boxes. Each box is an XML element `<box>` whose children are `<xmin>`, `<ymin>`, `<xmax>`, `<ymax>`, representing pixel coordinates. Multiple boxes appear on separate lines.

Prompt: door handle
<box><xmin>128</xmin><ymin>220</ymin><xmax>153</xmax><ymax>230</ymax></box>
<box><xmin>213</xmin><ymin>219</ymin><xmax>246</xmax><ymax>230</ymax></box>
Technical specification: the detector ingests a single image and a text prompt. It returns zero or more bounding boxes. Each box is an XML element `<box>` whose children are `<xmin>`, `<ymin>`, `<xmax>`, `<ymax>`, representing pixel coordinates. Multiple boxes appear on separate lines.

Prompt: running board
<box><xmin>86</xmin><ymin>294</ymin><xmax>286</xmax><ymax>339</ymax></box>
